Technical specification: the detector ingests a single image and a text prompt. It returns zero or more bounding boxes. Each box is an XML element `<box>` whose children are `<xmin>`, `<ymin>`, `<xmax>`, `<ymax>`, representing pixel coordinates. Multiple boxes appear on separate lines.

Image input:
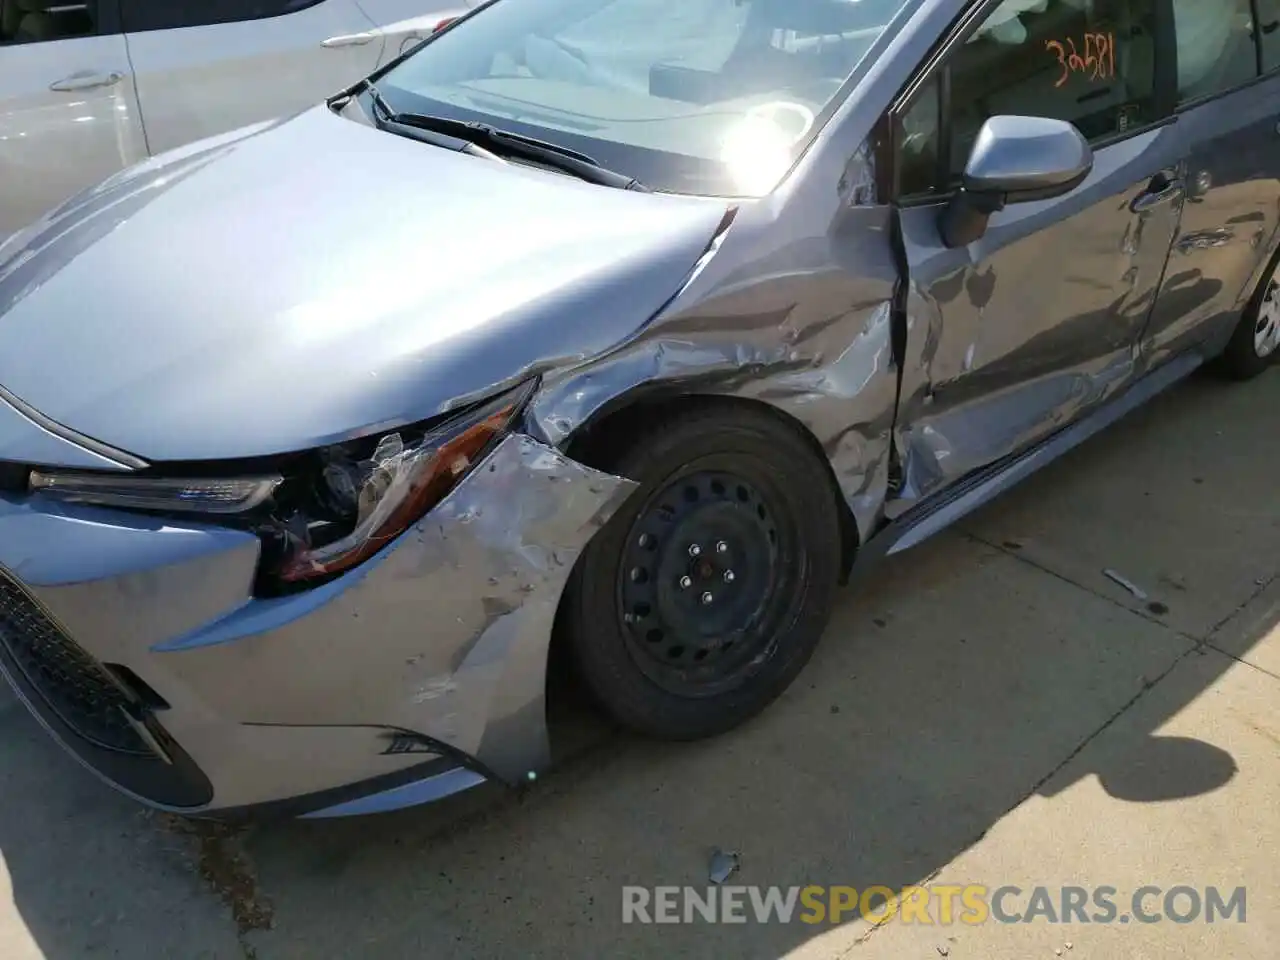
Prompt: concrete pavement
<box><xmin>1</xmin><ymin>368</ymin><xmax>1276</xmax><ymax>959</ymax></box>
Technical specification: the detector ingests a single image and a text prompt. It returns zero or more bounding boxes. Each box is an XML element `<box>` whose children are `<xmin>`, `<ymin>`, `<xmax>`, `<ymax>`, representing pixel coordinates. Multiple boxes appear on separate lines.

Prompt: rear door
<box><xmin>0</xmin><ymin>0</ymin><xmax>146</xmax><ymax>237</ymax></box>
<box><xmin>121</xmin><ymin>0</ymin><xmax>385</xmax><ymax>156</ymax></box>
<box><xmin>888</xmin><ymin>0</ymin><xmax>1185</xmax><ymax>506</ymax></box>
<box><xmin>1136</xmin><ymin>0</ymin><xmax>1280</xmax><ymax>364</ymax></box>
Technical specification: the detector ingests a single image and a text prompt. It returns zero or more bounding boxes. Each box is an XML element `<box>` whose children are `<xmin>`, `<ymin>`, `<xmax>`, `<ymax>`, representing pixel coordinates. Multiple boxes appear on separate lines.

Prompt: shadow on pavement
<box><xmin>0</xmin><ymin>371</ymin><xmax>1276</xmax><ymax>960</ymax></box>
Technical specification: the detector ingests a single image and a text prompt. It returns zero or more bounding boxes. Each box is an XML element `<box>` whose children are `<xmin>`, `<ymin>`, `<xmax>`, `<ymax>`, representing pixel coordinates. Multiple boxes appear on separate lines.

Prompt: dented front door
<box><xmin>890</xmin><ymin>127</ymin><xmax>1185</xmax><ymax>511</ymax></box>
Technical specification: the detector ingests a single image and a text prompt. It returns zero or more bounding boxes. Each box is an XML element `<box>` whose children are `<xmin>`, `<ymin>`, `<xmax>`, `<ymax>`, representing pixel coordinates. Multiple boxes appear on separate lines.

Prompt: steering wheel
<box><xmin>742</xmin><ymin>100</ymin><xmax>816</xmax><ymax>144</ymax></box>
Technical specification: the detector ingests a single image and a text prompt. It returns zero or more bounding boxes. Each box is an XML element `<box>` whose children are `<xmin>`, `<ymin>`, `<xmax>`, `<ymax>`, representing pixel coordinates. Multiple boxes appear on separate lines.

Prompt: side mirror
<box><xmin>939</xmin><ymin>115</ymin><xmax>1093</xmax><ymax>248</ymax></box>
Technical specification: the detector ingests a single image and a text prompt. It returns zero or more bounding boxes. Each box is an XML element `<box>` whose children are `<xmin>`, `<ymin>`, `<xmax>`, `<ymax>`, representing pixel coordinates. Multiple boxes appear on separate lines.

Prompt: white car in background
<box><xmin>0</xmin><ymin>0</ymin><xmax>476</xmax><ymax>238</ymax></box>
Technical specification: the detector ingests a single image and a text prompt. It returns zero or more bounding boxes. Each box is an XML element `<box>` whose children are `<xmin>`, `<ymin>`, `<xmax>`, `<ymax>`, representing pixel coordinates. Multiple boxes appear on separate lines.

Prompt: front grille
<box><xmin>0</xmin><ymin>570</ymin><xmax>152</xmax><ymax>756</ymax></box>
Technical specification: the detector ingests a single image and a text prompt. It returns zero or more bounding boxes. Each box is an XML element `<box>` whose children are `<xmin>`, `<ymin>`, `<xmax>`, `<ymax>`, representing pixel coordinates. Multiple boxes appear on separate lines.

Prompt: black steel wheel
<box><xmin>562</xmin><ymin>402</ymin><xmax>843</xmax><ymax>741</ymax></box>
<box><xmin>617</xmin><ymin>469</ymin><xmax>798</xmax><ymax>698</ymax></box>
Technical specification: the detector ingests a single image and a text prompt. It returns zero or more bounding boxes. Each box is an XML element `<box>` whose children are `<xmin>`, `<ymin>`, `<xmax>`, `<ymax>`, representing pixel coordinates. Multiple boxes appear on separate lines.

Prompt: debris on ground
<box><xmin>708</xmin><ymin>848</ymin><xmax>740</xmax><ymax>884</ymax></box>
<box><xmin>1103</xmin><ymin>568</ymin><xmax>1149</xmax><ymax>601</ymax></box>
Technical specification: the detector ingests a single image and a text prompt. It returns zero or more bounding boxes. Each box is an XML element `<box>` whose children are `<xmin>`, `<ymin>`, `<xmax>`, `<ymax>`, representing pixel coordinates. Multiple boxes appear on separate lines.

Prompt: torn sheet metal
<box><xmin>148</xmin><ymin>433</ymin><xmax>636</xmax><ymax>795</ymax></box>
<box><xmin>347</xmin><ymin>432</ymin><xmax>638</xmax><ymax>783</ymax></box>
<box><xmin>527</xmin><ymin>203</ymin><xmax>901</xmax><ymax>543</ymax></box>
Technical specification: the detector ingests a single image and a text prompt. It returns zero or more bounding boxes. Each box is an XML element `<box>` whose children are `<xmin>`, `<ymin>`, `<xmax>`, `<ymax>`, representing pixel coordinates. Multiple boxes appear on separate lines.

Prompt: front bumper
<box><xmin>0</xmin><ymin>434</ymin><xmax>634</xmax><ymax>818</ymax></box>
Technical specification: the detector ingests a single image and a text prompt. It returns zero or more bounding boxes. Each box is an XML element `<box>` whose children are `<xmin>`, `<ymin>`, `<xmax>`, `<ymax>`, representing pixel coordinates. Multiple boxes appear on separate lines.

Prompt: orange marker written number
<box><xmin>1045</xmin><ymin>32</ymin><xmax>1116</xmax><ymax>87</ymax></box>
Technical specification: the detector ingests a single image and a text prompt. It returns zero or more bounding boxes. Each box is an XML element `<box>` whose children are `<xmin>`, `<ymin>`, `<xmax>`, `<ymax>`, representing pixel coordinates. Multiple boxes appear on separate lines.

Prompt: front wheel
<box><xmin>561</xmin><ymin>403</ymin><xmax>842</xmax><ymax>741</ymax></box>
<box><xmin>1218</xmin><ymin>252</ymin><xmax>1280</xmax><ymax>380</ymax></box>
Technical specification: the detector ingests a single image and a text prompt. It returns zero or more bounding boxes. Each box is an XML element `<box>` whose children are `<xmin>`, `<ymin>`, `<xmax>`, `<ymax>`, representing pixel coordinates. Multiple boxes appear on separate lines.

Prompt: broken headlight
<box><xmin>28</xmin><ymin>381</ymin><xmax>535</xmax><ymax>590</ymax></box>
<box><xmin>264</xmin><ymin>381</ymin><xmax>533</xmax><ymax>585</ymax></box>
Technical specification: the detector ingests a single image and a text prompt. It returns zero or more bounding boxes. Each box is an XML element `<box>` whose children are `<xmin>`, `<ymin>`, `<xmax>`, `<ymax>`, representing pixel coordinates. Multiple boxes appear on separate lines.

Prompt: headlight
<box><xmin>28</xmin><ymin>380</ymin><xmax>535</xmax><ymax>589</ymax></box>
<box><xmin>271</xmin><ymin>382</ymin><xmax>532</xmax><ymax>584</ymax></box>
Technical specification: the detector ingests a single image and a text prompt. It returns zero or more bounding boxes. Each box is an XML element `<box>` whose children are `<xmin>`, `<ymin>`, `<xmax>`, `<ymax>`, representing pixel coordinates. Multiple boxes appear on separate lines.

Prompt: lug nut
<box><xmin>716</xmin><ymin>541</ymin><xmax>728</xmax><ymax>554</ymax></box>
<box><xmin>723</xmin><ymin>570</ymin><xmax>735</xmax><ymax>583</ymax></box>
<box><xmin>688</xmin><ymin>543</ymin><xmax>702</xmax><ymax>557</ymax></box>
<box><xmin>679</xmin><ymin>576</ymin><xmax>692</xmax><ymax>589</ymax></box>
<box><xmin>701</xmin><ymin>592</ymin><xmax>714</xmax><ymax>605</ymax></box>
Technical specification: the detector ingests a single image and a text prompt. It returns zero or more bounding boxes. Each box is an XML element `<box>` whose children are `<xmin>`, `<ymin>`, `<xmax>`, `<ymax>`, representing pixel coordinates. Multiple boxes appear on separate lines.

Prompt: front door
<box><xmin>120</xmin><ymin>0</ymin><xmax>386</xmax><ymax>157</ymax></box>
<box><xmin>887</xmin><ymin>0</ymin><xmax>1184</xmax><ymax>509</ymax></box>
<box><xmin>0</xmin><ymin>1</ymin><xmax>147</xmax><ymax>238</ymax></box>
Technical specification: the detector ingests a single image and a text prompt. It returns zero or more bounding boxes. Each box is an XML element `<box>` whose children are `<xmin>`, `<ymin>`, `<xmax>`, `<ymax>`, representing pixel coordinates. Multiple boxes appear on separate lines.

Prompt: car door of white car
<box><xmin>0</xmin><ymin>0</ymin><xmax>147</xmax><ymax>238</ymax></box>
<box><xmin>120</xmin><ymin>0</ymin><xmax>386</xmax><ymax>156</ymax></box>
<box><xmin>355</xmin><ymin>0</ymin><xmax>479</xmax><ymax>63</ymax></box>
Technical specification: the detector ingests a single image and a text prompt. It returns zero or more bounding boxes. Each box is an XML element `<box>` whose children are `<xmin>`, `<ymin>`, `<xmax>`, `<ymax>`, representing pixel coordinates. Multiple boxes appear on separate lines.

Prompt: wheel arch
<box><xmin>558</xmin><ymin>389</ymin><xmax>862</xmax><ymax>581</ymax></box>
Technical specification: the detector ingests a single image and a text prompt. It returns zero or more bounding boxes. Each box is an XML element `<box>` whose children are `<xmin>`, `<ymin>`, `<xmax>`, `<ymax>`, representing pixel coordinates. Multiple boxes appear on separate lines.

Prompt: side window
<box><xmin>1261</xmin><ymin>0</ymin><xmax>1280</xmax><ymax>73</ymax></box>
<box><xmin>1172</xmin><ymin>0</ymin><xmax>1258</xmax><ymax>103</ymax></box>
<box><xmin>897</xmin><ymin>77</ymin><xmax>941</xmax><ymax>198</ymax></box>
<box><xmin>951</xmin><ymin>0</ymin><xmax>1159</xmax><ymax>175</ymax></box>
<box><xmin>896</xmin><ymin>0</ymin><xmax>1158</xmax><ymax>198</ymax></box>
<box><xmin>120</xmin><ymin>0</ymin><xmax>322</xmax><ymax>32</ymax></box>
<box><xmin>0</xmin><ymin>0</ymin><xmax>96</xmax><ymax>44</ymax></box>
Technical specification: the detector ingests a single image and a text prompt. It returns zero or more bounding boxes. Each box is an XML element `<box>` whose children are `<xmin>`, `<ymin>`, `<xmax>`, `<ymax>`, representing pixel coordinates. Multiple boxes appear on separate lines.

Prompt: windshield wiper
<box><xmin>355</xmin><ymin>81</ymin><xmax>649</xmax><ymax>192</ymax></box>
<box><xmin>356</xmin><ymin>80</ymin><xmax>507</xmax><ymax>162</ymax></box>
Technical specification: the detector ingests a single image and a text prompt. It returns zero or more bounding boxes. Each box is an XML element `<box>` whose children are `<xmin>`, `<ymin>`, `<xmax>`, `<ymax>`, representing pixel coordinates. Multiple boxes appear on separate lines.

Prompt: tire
<box><xmin>1218</xmin><ymin>250</ymin><xmax>1280</xmax><ymax>380</ymax></box>
<box><xmin>562</xmin><ymin>402</ymin><xmax>842</xmax><ymax>741</ymax></box>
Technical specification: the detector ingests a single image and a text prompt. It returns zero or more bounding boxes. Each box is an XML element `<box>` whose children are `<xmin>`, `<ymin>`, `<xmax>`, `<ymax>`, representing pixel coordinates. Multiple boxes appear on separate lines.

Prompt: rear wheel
<box><xmin>562</xmin><ymin>403</ymin><xmax>842</xmax><ymax>741</ymax></box>
<box><xmin>1218</xmin><ymin>253</ymin><xmax>1280</xmax><ymax>380</ymax></box>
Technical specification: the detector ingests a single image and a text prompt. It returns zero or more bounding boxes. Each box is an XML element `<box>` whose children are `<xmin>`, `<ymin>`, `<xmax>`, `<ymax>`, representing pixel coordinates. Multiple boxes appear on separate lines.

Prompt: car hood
<box><xmin>0</xmin><ymin>105</ymin><xmax>729</xmax><ymax>464</ymax></box>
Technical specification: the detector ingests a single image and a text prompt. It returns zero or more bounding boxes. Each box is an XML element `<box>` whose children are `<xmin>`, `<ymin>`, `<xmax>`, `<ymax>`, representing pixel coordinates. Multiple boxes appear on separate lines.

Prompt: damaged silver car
<box><xmin>0</xmin><ymin>0</ymin><xmax>1276</xmax><ymax>818</ymax></box>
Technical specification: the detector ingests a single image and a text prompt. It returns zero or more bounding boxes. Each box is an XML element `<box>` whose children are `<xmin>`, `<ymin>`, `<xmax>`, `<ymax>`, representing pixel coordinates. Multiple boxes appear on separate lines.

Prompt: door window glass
<box><xmin>897</xmin><ymin>0</ymin><xmax>1158</xmax><ymax>197</ymax></box>
<box><xmin>950</xmin><ymin>0</ymin><xmax>1158</xmax><ymax>175</ymax></box>
<box><xmin>897</xmin><ymin>77</ymin><xmax>941</xmax><ymax>197</ymax></box>
<box><xmin>120</xmin><ymin>0</ymin><xmax>322</xmax><ymax>32</ymax></box>
<box><xmin>1</xmin><ymin>0</ymin><xmax>96</xmax><ymax>44</ymax></box>
<box><xmin>1173</xmin><ymin>0</ymin><xmax>1257</xmax><ymax>102</ymax></box>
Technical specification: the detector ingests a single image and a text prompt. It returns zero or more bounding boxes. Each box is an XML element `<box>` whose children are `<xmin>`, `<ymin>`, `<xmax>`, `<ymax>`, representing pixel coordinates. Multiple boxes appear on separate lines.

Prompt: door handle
<box><xmin>1129</xmin><ymin>175</ymin><xmax>1184</xmax><ymax>214</ymax></box>
<box><xmin>49</xmin><ymin>71</ymin><xmax>123</xmax><ymax>92</ymax></box>
<box><xmin>321</xmin><ymin>32</ymin><xmax>377</xmax><ymax>47</ymax></box>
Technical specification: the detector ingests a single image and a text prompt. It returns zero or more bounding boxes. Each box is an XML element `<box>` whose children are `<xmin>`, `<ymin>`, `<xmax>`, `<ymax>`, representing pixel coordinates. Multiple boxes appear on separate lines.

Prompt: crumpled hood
<box><xmin>0</xmin><ymin>105</ymin><xmax>728</xmax><ymax>463</ymax></box>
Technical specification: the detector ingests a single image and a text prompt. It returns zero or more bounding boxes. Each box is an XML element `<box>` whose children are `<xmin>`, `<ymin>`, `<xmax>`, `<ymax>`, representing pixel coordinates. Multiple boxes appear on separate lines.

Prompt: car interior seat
<box><xmin>1173</xmin><ymin>0</ymin><xmax>1257</xmax><ymax>100</ymax></box>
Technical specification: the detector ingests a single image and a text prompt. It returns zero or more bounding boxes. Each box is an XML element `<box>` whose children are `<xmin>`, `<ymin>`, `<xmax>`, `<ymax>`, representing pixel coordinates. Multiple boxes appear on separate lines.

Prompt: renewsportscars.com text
<box><xmin>621</xmin><ymin>884</ymin><xmax>1247</xmax><ymax>925</ymax></box>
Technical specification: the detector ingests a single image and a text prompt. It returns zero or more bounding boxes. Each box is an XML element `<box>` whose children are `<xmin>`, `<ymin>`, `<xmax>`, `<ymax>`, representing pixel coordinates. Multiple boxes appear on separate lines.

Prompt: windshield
<box><xmin>379</xmin><ymin>0</ymin><xmax>916</xmax><ymax>196</ymax></box>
